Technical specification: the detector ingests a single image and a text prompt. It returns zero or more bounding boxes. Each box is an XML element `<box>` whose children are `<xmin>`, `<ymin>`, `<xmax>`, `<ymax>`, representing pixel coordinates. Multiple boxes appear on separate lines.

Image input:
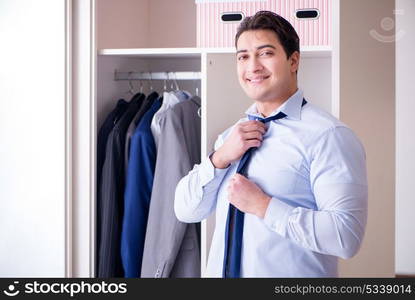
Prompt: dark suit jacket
<box><xmin>96</xmin><ymin>98</ymin><xmax>129</xmax><ymax>275</ymax></box>
<box><xmin>97</xmin><ymin>93</ymin><xmax>144</xmax><ymax>277</ymax></box>
<box><xmin>124</xmin><ymin>91</ymin><xmax>159</xmax><ymax>172</ymax></box>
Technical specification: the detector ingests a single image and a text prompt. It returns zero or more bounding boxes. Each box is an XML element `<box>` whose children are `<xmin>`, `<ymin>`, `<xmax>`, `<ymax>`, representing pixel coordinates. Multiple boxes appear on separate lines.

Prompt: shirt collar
<box><xmin>245</xmin><ymin>89</ymin><xmax>305</xmax><ymax>121</ymax></box>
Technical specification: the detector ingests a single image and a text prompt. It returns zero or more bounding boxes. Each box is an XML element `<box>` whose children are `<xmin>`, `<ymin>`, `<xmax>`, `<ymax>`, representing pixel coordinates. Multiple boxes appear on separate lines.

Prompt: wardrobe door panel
<box><xmin>202</xmin><ymin>53</ymin><xmax>251</xmax><ymax>273</ymax></box>
<box><xmin>298</xmin><ymin>56</ymin><xmax>332</xmax><ymax>113</ymax></box>
<box><xmin>0</xmin><ymin>0</ymin><xmax>69</xmax><ymax>277</ymax></box>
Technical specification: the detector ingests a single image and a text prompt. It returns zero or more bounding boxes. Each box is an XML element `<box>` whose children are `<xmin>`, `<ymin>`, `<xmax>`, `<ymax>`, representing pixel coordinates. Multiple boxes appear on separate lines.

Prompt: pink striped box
<box><xmin>196</xmin><ymin>0</ymin><xmax>331</xmax><ymax>48</ymax></box>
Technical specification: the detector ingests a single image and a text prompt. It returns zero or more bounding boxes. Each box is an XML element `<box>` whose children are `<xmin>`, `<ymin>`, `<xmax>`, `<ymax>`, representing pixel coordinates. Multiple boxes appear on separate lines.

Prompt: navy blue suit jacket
<box><xmin>121</xmin><ymin>97</ymin><xmax>162</xmax><ymax>277</ymax></box>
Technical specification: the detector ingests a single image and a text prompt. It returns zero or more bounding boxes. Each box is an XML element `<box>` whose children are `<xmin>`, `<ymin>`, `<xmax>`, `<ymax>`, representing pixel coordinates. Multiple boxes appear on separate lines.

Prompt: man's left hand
<box><xmin>227</xmin><ymin>174</ymin><xmax>271</xmax><ymax>219</ymax></box>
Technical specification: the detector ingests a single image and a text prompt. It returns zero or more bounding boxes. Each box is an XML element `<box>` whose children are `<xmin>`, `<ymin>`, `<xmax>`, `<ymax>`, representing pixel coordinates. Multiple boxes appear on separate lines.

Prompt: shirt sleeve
<box><xmin>174</xmin><ymin>132</ymin><xmax>230</xmax><ymax>223</ymax></box>
<box><xmin>262</xmin><ymin>126</ymin><xmax>368</xmax><ymax>259</ymax></box>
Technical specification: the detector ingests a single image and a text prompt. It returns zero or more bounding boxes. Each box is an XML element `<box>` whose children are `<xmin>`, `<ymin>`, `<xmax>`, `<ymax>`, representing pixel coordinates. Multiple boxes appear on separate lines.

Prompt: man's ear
<box><xmin>289</xmin><ymin>51</ymin><xmax>300</xmax><ymax>74</ymax></box>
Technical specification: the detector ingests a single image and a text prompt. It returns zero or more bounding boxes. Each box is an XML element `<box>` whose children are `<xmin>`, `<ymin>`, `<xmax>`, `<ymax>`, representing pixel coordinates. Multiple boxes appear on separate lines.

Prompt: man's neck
<box><xmin>256</xmin><ymin>87</ymin><xmax>298</xmax><ymax>117</ymax></box>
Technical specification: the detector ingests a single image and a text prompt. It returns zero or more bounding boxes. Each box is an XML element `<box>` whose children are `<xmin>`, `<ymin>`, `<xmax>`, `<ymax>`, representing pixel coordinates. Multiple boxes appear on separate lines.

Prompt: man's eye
<box><xmin>238</xmin><ymin>55</ymin><xmax>248</xmax><ymax>61</ymax></box>
<box><xmin>260</xmin><ymin>51</ymin><xmax>273</xmax><ymax>57</ymax></box>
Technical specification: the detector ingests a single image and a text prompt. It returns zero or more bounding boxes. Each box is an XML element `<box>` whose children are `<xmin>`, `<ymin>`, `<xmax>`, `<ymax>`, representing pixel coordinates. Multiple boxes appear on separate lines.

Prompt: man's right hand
<box><xmin>210</xmin><ymin>120</ymin><xmax>267</xmax><ymax>169</ymax></box>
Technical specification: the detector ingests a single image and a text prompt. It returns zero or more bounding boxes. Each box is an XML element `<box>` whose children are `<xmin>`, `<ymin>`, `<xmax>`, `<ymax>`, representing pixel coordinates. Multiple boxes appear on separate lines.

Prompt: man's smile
<box><xmin>246</xmin><ymin>75</ymin><xmax>270</xmax><ymax>84</ymax></box>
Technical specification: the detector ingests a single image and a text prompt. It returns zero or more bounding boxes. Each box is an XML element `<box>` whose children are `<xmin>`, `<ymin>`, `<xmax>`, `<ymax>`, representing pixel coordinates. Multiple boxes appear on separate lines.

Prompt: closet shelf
<box><xmin>98</xmin><ymin>48</ymin><xmax>202</xmax><ymax>58</ymax></box>
<box><xmin>200</xmin><ymin>46</ymin><xmax>332</xmax><ymax>57</ymax></box>
<box><xmin>98</xmin><ymin>46</ymin><xmax>332</xmax><ymax>58</ymax></box>
<box><xmin>114</xmin><ymin>71</ymin><xmax>201</xmax><ymax>81</ymax></box>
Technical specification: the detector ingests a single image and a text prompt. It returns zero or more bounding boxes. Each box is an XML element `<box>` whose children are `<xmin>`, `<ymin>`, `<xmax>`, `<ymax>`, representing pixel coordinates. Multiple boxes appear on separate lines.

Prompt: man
<box><xmin>174</xmin><ymin>11</ymin><xmax>368</xmax><ymax>277</ymax></box>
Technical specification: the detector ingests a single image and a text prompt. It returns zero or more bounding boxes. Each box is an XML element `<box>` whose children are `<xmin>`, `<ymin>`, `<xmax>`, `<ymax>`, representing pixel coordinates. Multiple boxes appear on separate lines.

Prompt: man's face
<box><xmin>236</xmin><ymin>29</ymin><xmax>299</xmax><ymax>103</ymax></box>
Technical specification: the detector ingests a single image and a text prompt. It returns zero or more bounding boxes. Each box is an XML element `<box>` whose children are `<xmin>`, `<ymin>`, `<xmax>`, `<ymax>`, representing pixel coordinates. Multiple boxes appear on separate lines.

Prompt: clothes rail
<box><xmin>114</xmin><ymin>70</ymin><xmax>201</xmax><ymax>81</ymax></box>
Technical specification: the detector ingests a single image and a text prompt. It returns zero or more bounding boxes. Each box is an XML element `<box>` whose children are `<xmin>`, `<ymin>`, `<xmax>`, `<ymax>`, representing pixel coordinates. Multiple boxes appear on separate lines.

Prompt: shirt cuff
<box><xmin>263</xmin><ymin>197</ymin><xmax>295</xmax><ymax>236</ymax></box>
<box><xmin>198</xmin><ymin>151</ymin><xmax>229</xmax><ymax>188</ymax></box>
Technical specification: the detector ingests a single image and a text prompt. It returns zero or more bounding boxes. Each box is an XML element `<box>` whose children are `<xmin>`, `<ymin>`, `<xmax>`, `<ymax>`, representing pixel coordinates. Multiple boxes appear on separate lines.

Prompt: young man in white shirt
<box><xmin>175</xmin><ymin>11</ymin><xmax>368</xmax><ymax>278</ymax></box>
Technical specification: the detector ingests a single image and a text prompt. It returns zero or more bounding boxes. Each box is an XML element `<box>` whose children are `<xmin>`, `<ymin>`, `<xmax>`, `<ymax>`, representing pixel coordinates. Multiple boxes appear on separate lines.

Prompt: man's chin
<box><xmin>249</xmin><ymin>94</ymin><xmax>273</xmax><ymax>103</ymax></box>
<box><xmin>246</xmin><ymin>90</ymin><xmax>286</xmax><ymax>103</ymax></box>
<box><xmin>245</xmin><ymin>90</ymin><xmax>268</xmax><ymax>101</ymax></box>
<box><xmin>243</xmin><ymin>86</ymin><xmax>277</xmax><ymax>101</ymax></box>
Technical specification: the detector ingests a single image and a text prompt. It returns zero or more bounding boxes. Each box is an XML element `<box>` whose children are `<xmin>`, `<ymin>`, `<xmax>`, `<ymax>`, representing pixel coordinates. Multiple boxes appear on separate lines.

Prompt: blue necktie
<box><xmin>222</xmin><ymin>99</ymin><xmax>307</xmax><ymax>278</ymax></box>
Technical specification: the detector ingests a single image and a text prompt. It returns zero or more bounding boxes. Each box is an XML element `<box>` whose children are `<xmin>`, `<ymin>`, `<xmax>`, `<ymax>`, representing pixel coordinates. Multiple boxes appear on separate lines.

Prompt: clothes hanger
<box><xmin>149</xmin><ymin>72</ymin><xmax>153</xmax><ymax>92</ymax></box>
<box><xmin>163</xmin><ymin>72</ymin><xmax>168</xmax><ymax>92</ymax></box>
<box><xmin>167</xmin><ymin>72</ymin><xmax>173</xmax><ymax>92</ymax></box>
<box><xmin>173</xmin><ymin>72</ymin><xmax>180</xmax><ymax>91</ymax></box>
<box><xmin>127</xmin><ymin>71</ymin><xmax>146</xmax><ymax>103</ymax></box>
<box><xmin>189</xmin><ymin>78</ymin><xmax>201</xmax><ymax>118</ymax></box>
<box><xmin>126</xmin><ymin>71</ymin><xmax>135</xmax><ymax>96</ymax></box>
<box><xmin>131</xmin><ymin>75</ymin><xmax>144</xmax><ymax>101</ymax></box>
<box><xmin>165</xmin><ymin>71</ymin><xmax>172</xmax><ymax>91</ymax></box>
<box><xmin>192</xmin><ymin>73</ymin><xmax>201</xmax><ymax>118</ymax></box>
<box><xmin>114</xmin><ymin>72</ymin><xmax>135</xmax><ymax>125</ymax></box>
<box><xmin>194</xmin><ymin>75</ymin><xmax>199</xmax><ymax>97</ymax></box>
<box><xmin>139</xmin><ymin>77</ymin><xmax>144</xmax><ymax>93</ymax></box>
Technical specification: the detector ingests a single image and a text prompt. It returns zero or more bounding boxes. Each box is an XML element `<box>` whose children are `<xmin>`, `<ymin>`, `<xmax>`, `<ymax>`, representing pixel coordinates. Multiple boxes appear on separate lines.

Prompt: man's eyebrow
<box><xmin>257</xmin><ymin>44</ymin><xmax>276</xmax><ymax>50</ymax></box>
<box><xmin>236</xmin><ymin>44</ymin><xmax>276</xmax><ymax>54</ymax></box>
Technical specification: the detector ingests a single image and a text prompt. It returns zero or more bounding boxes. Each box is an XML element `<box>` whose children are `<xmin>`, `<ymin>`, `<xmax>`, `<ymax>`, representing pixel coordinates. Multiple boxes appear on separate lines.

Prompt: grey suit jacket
<box><xmin>141</xmin><ymin>96</ymin><xmax>201</xmax><ymax>278</ymax></box>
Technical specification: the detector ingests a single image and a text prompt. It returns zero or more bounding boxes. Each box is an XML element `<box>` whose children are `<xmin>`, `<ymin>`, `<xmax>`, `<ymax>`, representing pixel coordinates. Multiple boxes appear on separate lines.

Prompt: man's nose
<box><xmin>247</xmin><ymin>57</ymin><xmax>264</xmax><ymax>73</ymax></box>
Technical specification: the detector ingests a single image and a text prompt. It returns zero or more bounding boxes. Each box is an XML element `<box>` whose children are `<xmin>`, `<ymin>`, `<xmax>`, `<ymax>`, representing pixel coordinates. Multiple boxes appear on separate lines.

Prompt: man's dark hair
<box><xmin>235</xmin><ymin>11</ymin><xmax>300</xmax><ymax>59</ymax></box>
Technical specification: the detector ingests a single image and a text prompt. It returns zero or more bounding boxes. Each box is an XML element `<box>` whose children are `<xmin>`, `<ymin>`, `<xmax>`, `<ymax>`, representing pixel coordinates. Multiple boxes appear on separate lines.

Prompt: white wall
<box><xmin>97</xmin><ymin>0</ymin><xmax>196</xmax><ymax>49</ymax></box>
<box><xmin>148</xmin><ymin>0</ymin><xmax>196</xmax><ymax>48</ymax></box>
<box><xmin>0</xmin><ymin>0</ymin><xmax>68</xmax><ymax>276</ymax></box>
<box><xmin>338</xmin><ymin>0</ymin><xmax>395</xmax><ymax>277</ymax></box>
<box><xmin>396</xmin><ymin>0</ymin><xmax>415</xmax><ymax>276</ymax></box>
<box><xmin>97</xmin><ymin>0</ymin><xmax>149</xmax><ymax>49</ymax></box>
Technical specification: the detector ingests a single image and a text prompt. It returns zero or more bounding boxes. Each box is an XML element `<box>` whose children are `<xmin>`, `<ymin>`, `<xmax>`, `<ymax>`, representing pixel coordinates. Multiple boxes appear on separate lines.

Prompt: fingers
<box><xmin>243</xmin><ymin>130</ymin><xmax>263</xmax><ymax>141</ymax></box>
<box><xmin>241</xmin><ymin>120</ymin><xmax>266</xmax><ymax>134</ymax></box>
<box><xmin>228</xmin><ymin>174</ymin><xmax>245</xmax><ymax>193</ymax></box>
<box><xmin>230</xmin><ymin>173</ymin><xmax>243</xmax><ymax>181</ymax></box>
<box><xmin>232</xmin><ymin>173</ymin><xmax>245</xmax><ymax>181</ymax></box>
<box><xmin>245</xmin><ymin>139</ymin><xmax>261</xmax><ymax>148</ymax></box>
<box><xmin>225</xmin><ymin>120</ymin><xmax>265</xmax><ymax>162</ymax></box>
<box><xmin>240</xmin><ymin>125</ymin><xmax>263</xmax><ymax>149</ymax></box>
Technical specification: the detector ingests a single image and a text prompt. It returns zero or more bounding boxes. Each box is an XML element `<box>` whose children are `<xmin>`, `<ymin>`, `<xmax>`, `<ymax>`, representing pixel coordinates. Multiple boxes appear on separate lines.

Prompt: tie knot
<box><xmin>249</xmin><ymin>111</ymin><xmax>287</xmax><ymax>123</ymax></box>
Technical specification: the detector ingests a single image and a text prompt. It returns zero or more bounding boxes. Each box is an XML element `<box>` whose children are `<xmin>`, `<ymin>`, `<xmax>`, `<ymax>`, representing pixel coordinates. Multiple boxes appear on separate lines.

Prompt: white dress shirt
<box><xmin>174</xmin><ymin>89</ymin><xmax>368</xmax><ymax>277</ymax></box>
<box><xmin>151</xmin><ymin>90</ymin><xmax>190</xmax><ymax>148</ymax></box>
